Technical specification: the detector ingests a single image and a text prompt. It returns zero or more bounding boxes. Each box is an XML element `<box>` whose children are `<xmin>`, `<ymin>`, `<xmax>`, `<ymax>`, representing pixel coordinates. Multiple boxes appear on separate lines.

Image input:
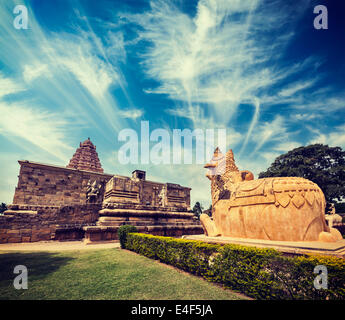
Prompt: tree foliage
<box><xmin>0</xmin><ymin>203</ymin><xmax>7</xmax><ymax>214</ymax></box>
<box><xmin>258</xmin><ymin>144</ymin><xmax>345</xmax><ymax>208</ymax></box>
<box><xmin>334</xmin><ymin>202</ymin><xmax>345</xmax><ymax>214</ymax></box>
<box><xmin>192</xmin><ymin>201</ymin><xmax>204</xmax><ymax>219</ymax></box>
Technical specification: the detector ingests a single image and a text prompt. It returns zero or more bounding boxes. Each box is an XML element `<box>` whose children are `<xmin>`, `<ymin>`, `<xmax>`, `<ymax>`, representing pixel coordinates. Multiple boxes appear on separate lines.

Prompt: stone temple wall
<box><xmin>0</xmin><ymin>204</ymin><xmax>100</xmax><ymax>243</ymax></box>
<box><xmin>0</xmin><ymin>160</ymin><xmax>113</xmax><ymax>243</ymax></box>
<box><xmin>12</xmin><ymin>161</ymin><xmax>113</xmax><ymax>206</ymax></box>
<box><xmin>83</xmin><ymin>174</ymin><xmax>199</xmax><ymax>243</ymax></box>
<box><xmin>103</xmin><ymin>176</ymin><xmax>191</xmax><ymax>210</ymax></box>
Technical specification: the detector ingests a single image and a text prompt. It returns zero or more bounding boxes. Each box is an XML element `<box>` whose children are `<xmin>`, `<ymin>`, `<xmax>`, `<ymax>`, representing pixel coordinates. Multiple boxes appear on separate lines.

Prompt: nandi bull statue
<box><xmin>200</xmin><ymin>148</ymin><xmax>342</xmax><ymax>242</ymax></box>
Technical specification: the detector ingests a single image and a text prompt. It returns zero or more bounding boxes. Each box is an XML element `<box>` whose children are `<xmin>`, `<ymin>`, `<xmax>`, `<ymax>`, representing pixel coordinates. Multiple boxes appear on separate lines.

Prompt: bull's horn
<box><xmin>204</xmin><ymin>162</ymin><xmax>217</xmax><ymax>169</ymax></box>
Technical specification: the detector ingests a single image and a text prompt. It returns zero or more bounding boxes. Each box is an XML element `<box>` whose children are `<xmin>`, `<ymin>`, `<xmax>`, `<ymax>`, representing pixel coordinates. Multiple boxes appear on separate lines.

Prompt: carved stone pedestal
<box><xmin>83</xmin><ymin>205</ymin><xmax>203</xmax><ymax>244</ymax></box>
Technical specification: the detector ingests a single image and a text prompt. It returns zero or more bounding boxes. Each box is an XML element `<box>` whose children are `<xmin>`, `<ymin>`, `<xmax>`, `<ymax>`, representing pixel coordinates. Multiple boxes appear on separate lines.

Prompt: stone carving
<box><xmin>200</xmin><ymin>148</ymin><xmax>343</xmax><ymax>242</ymax></box>
<box><xmin>103</xmin><ymin>174</ymin><xmax>191</xmax><ymax>209</ymax></box>
<box><xmin>325</xmin><ymin>204</ymin><xmax>343</xmax><ymax>228</ymax></box>
<box><xmin>86</xmin><ymin>180</ymin><xmax>103</xmax><ymax>203</ymax></box>
<box><xmin>158</xmin><ymin>185</ymin><xmax>167</xmax><ymax>207</ymax></box>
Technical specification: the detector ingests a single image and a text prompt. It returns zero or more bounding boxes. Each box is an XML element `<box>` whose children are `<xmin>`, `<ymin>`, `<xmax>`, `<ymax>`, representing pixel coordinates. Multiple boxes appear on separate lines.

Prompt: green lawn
<box><xmin>0</xmin><ymin>248</ymin><xmax>247</xmax><ymax>300</ymax></box>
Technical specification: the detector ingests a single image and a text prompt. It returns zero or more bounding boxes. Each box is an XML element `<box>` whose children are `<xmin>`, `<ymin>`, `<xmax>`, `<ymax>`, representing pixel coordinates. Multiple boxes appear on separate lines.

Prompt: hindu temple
<box><xmin>0</xmin><ymin>138</ymin><xmax>202</xmax><ymax>244</ymax></box>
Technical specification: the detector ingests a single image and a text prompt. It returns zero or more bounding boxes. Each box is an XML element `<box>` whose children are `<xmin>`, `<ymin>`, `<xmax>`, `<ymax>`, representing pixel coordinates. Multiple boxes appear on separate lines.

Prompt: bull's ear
<box><xmin>241</xmin><ymin>170</ymin><xmax>254</xmax><ymax>181</ymax></box>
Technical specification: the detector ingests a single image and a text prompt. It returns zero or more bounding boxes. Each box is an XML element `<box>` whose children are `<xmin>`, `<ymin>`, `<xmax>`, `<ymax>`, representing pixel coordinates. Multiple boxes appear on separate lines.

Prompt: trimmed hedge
<box><xmin>118</xmin><ymin>225</ymin><xmax>137</xmax><ymax>249</ymax></box>
<box><xmin>125</xmin><ymin>233</ymin><xmax>345</xmax><ymax>300</ymax></box>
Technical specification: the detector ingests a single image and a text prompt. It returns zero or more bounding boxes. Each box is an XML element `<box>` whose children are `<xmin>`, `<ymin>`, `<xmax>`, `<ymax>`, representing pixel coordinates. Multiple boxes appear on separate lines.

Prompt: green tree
<box><xmin>192</xmin><ymin>201</ymin><xmax>204</xmax><ymax>219</ymax></box>
<box><xmin>259</xmin><ymin>144</ymin><xmax>345</xmax><ymax>212</ymax></box>
<box><xmin>334</xmin><ymin>202</ymin><xmax>345</xmax><ymax>214</ymax></box>
<box><xmin>0</xmin><ymin>203</ymin><xmax>7</xmax><ymax>214</ymax></box>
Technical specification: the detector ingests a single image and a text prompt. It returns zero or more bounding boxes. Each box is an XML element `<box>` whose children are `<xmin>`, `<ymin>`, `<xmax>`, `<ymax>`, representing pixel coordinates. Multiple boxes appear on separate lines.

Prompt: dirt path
<box><xmin>0</xmin><ymin>240</ymin><xmax>120</xmax><ymax>252</ymax></box>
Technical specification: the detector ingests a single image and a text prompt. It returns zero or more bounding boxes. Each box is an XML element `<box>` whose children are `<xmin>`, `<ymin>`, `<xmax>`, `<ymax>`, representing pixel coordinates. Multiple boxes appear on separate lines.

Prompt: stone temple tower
<box><xmin>67</xmin><ymin>138</ymin><xmax>104</xmax><ymax>173</ymax></box>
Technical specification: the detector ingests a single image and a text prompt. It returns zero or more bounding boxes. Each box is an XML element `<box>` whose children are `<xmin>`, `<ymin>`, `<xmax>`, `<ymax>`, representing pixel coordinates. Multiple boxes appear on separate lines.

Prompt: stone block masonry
<box><xmin>0</xmin><ymin>204</ymin><xmax>101</xmax><ymax>243</ymax></box>
<box><xmin>67</xmin><ymin>138</ymin><xmax>104</xmax><ymax>173</ymax></box>
<box><xmin>0</xmin><ymin>158</ymin><xmax>112</xmax><ymax>243</ymax></box>
<box><xmin>13</xmin><ymin>161</ymin><xmax>113</xmax><ymax>206</ymax></box>
<box><xmin>103</xmin><ymin>175</ymin><xmax>191</xmax><ymax>210</ymax></box>
<box><xmin>83</xmin><ymin>206</ymin><xmax>202</xmax><ymax>243</ymax></box>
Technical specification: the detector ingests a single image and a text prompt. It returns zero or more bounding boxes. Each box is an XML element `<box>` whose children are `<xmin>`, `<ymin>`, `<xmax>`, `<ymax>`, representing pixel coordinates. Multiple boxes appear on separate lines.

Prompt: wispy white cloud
<box><xmin>239</xmin><ymin>98</ymin><xmax>260</xmax><ymax>155</ymax></box>
<box><xmin>0</xmin><ymin>100</ymin><xmax>74</xmax><ymax>162</ymax></box>
<box><xmin>310</xmin><ymin>125</ymin><xmax>345</xmax><ymax>149</ymax></box>
<box><xmin>273</xmin><ymin>141</ymin><xmax>302</xmax><ymax>153</ymax></box>
<box><xmin>0</xmin><ymin>1</ymin><xmax>134</xmax><ymax>146</ymax></box>
<box><xmin>278</xmin><ymin>79</ymin><xmax>317</xmax><ymax>98</ymax></box>
<box><xmin>124</xmin><ymin>0</ymin><xmax>319</xmax><ymax>157</ymax></box>
<box><xmin>46</xmin><ymin>38</ymin><xmax>116</xmax><ymax>100</ymax></box>
<box><xmin>36</xmin><ymin>31</ymin><xmax>128</xmax><ymax>133</ymax></box>
<box><xmin>23</xmin><ymin>63</ymin><xmax>50</xmax><ymax>83</ymax></box>
<box><xmin>0</xmin><ymin>152</ymin><xmax>23</xmax><ymax>203</ymax></box>
<box><xmin>0</xmin><ymin>72</ymin><xmax>24</xmax><ymax>97</ymax></box>
<box><xmin>118</xmin><ymin>108</ymin><xmax>144</xmax><ymax>119</ymax></box>
<box><xmin>293</xmin><ymin>95</ymin><xmax>345</xmax><ymax>112</ymax></box>
<box><xmin>294</xmin><ymin>113</ymin><xmax>322</xmax><ymax>121</ymax></box>
<box><xmin>251</xmin><ymin>116</ymin><xmax>289</xmax><ymax>154</ymax></box>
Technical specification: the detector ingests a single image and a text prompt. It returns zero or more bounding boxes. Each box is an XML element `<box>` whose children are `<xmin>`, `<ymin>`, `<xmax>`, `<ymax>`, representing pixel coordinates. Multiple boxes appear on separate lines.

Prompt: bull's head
<box><xmin>204</xmin><ymin>148</ymin><xmax>254</xmax><ymax>183</ymax></box>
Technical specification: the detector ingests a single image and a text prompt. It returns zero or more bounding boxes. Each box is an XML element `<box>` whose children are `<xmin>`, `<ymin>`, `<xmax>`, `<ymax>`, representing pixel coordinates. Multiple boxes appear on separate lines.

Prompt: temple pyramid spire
<box><xmin>67</xmin><ymin>138</ymin><xmax>104</xmax><ymax>173</ymax></box>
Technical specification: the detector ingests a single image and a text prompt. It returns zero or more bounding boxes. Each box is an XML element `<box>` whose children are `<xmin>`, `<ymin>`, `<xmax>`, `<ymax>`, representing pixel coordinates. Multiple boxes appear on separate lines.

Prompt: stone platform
<box><xmin>83</xmin><ymin>206</ymin><xmax>203</xmax><ymax>243</ymax></box>
<box><xmin>183</xmin><ymin>234</ymin><xmax>345</xmax><ymax>258</ymax></box>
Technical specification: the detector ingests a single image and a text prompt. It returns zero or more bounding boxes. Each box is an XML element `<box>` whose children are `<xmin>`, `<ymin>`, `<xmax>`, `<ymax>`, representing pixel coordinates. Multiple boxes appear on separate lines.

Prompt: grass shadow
<box><xmin>0</xmin><ymin>251</ymin><xmax>74</xmax><ymax>300</ymax></box>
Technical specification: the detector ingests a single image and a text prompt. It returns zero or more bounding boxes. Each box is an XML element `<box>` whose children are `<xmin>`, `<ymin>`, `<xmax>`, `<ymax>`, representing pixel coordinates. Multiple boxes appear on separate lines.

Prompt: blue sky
<box><xmin>0</xmin><ymin>0</ymin><xmax>344</xmax><ymax>208</ymax></box>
